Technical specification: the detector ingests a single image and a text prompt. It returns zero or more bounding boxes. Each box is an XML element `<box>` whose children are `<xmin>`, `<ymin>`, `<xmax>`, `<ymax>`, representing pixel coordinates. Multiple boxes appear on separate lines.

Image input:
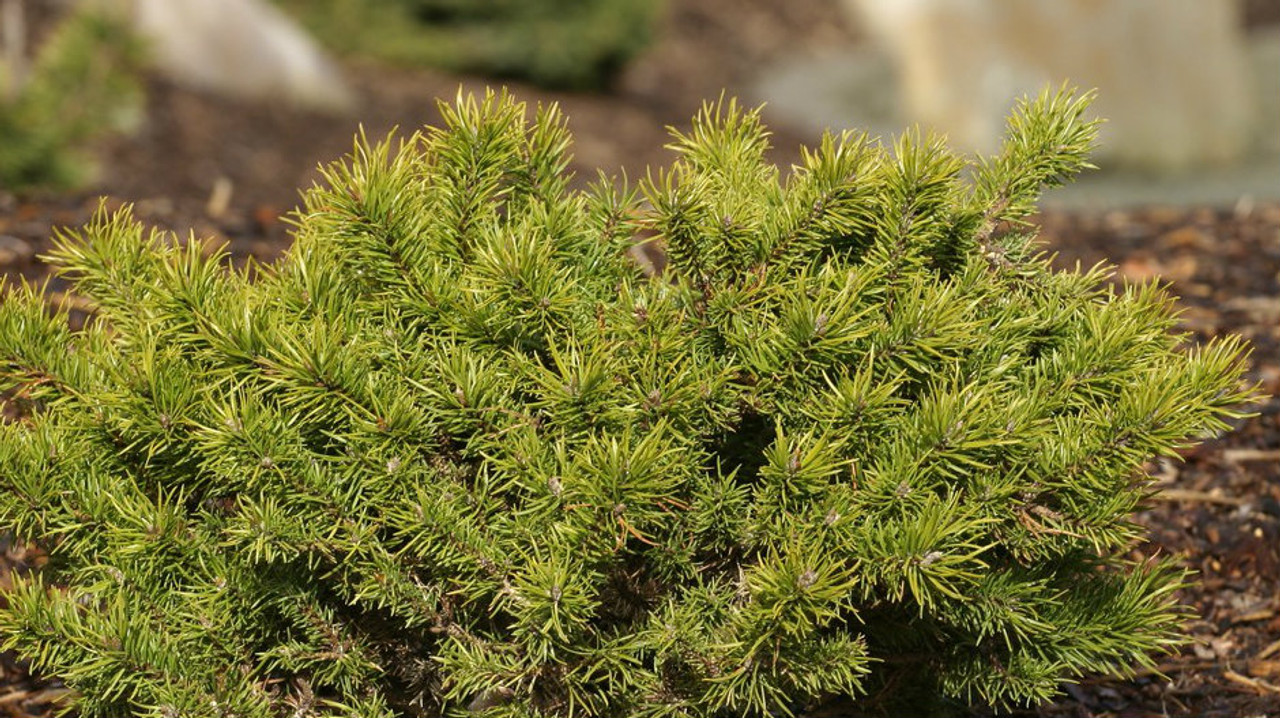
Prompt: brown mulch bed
<box><xmin>1023</xmin><ymin>206</ymin><xmax>1280</xmax><ymax>717</ymax></box>
<box><xmin>2</xmin><ymin>1</ymin><xmax>1278</xmax><ymax>716</ymax></box>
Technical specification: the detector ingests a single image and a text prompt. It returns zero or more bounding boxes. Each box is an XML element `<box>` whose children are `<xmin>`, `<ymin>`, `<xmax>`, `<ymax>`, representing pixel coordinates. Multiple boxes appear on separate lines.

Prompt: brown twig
<box><xmin>1256</xmin><ymin>638</ymin><xmax>1280</xmax><ymax>662</ymax></box>
<box><xmin>0</xmin><ymin>689</ymin><xmax>32</xmax><ymax>708</ymax></box>
<box><xmin>1121</xmin><ymin>659</ymin><xmax>1220</xmax><ymax>680</ymax></box>
<box><xmin>1152</xmin><ymin>488</ymin><xmax>1246</xmax><ymax>507</ymax></box>
<box><xmin>1221</xmin><ymin>448</ymin><xmax>1280</xmax><ymax>463</ymax></box>
<box><xmin>1231</xmin><ymin>608</ymin><xmax>1277</xmax><ymax>626</ymax></box>
<box><xmin>1223</xmin><ymin>669</ymin><xmax>1280</xmax><ymax>695</ymax></box>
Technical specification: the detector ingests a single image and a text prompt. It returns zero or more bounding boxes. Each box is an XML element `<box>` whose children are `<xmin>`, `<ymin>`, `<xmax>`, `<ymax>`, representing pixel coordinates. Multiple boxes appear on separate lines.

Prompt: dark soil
<box><xmin>1</xmin><ymin>1</ymin><xmax>1277</xmax><ymax>716</ymax></box>
<box><xmin>1245</xmin><ymin>0</ymin><xmax>1280</xmax><ymax>28</ymax></box>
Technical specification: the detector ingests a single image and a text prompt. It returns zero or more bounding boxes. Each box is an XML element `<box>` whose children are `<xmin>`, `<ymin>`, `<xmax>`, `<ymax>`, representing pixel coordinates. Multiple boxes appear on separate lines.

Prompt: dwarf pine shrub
<box><xmin>0</xmin><ymin>88</ymin><xmax>1257</xmax><ymax>717</ymax></box>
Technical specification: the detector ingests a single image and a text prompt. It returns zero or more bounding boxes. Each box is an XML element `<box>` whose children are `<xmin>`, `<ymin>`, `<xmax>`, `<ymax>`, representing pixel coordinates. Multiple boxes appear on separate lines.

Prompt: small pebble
<box><xmin>0</xmin><ymin>235</ymin><xmax>35</xmax><ymax>266</ymax></box>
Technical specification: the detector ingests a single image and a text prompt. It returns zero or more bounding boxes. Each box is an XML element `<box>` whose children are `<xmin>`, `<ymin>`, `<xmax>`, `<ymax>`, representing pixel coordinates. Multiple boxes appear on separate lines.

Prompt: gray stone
<box><xmin>838</xmin><ymin>0</ymin><xmax>1258</xmax><ymax>173</ymax></box>
<box><xmin>0</xmin><ymin>234</ymin><xmax>34</xmax><ymax>266</ymax></box>
<box><xmin>751</xmin><ymin>8</ymin><xmax>1280</xmax><ymax>208</ymax></box>
<box><xmin>89</xmin><ymin>0</ymin><xmax>354</xmax><ymax>112</ymax></box>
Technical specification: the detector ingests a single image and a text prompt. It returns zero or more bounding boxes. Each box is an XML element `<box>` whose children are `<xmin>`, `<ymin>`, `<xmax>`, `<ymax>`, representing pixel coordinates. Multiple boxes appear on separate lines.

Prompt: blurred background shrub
<box><xmin>274</xmin><ymin>0</ymin><xmax>662</xmax><ymax>90</ymax></box>
<box><xmin>0</xmin><ymin>6</ymin><xmax>143</xmax><ymax>192</ymax></box>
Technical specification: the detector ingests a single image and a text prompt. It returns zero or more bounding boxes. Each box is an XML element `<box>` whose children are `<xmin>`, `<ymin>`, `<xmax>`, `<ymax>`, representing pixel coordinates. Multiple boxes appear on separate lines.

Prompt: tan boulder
<box><xmin>844</xmin><ymin>0</ymin><xmax>1257</xmax><ymax>172</ymax></box>
<box><xmin>87</xmin><ymin>0</ymin><xmax>354</xmax><ymax>112</ymax></box>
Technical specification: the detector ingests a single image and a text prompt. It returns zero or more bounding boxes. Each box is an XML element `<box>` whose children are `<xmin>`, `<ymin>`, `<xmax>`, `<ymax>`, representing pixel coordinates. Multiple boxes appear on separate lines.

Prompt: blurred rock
<box><xmin>1253</xmin><ymin>27</ymin><xmax>1280</xmax><ymax>156</ymax></box>
<box><xmin>85</xmin><ymin>0</ymin><xmax>354</xmax><ymax>112</ymax></box>
<box><xmin>752</xmin><ymin>47</ymin><xmax>902</xmax><ymax>146</ymax></box>
<box><xmin>842</xmin><ymin>0</ymin><xmax>1257</xmax><ymax>173</ymax></box>
<box><xmin>0</xmin><ymin>234</ymin><xmax>34</xmax><ymax>266</ymax></box>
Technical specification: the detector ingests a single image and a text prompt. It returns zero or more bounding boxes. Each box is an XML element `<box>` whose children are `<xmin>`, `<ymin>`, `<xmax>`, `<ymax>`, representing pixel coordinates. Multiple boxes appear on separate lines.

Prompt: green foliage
<box><xmin>274</xmin><ymin>0</ymin><xmax>660</xmax><ymax>89</ymax></box>
<box><xmin>0</xmin><ymin>8</ymin><xmax>143</xmax><ymax>192</ymax></box>
<box><xmin>0</xmin><ymin>87</ymin><xmax>1258</xmax><ymax>717</ymax></box>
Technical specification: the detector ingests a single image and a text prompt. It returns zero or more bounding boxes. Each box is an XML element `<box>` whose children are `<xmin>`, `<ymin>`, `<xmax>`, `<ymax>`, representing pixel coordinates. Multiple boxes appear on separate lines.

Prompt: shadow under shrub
<box><xmin>0</xmin><ymin>88</ymin><xmax>1258</xmax><ymax>717</ymax></box>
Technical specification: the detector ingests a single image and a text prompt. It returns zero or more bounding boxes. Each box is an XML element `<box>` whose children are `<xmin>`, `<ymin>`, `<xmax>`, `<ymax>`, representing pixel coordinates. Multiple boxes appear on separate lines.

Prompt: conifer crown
<box><xmin>0</xmin><ymin>88</ymin><xmax>1257</xmax><ymax>717</ymax></box>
